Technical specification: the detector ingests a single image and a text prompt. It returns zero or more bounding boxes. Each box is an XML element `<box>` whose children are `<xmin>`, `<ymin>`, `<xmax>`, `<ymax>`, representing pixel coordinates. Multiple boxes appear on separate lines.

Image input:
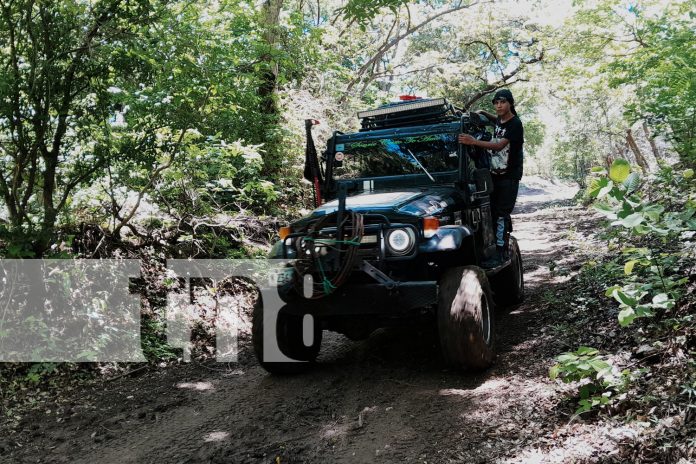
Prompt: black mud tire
<box><xmin>492</xmin><ymin>237</ymin><xmax>524</xmax><ymax>308</ymax></box>
<box><xmin>252</xmin><ymin>301</ymin><xmax>322</xmax><ymax>375</ymax></box>
<box><xmin>437</xmin><ymin>266</ymin><xmax>496</xmax><ymax>370</ymax></box>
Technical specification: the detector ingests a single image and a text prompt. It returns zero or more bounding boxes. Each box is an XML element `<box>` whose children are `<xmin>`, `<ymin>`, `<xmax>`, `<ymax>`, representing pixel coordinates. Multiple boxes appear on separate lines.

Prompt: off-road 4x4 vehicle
<box><xmin>254</xmin><ymin>97</ymin><xmax>524</xmax><ymax>374</ymax></box>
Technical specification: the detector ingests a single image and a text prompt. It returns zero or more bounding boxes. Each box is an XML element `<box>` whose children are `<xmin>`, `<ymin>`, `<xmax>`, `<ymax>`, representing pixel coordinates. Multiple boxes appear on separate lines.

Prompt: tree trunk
<box><xmin>258</xmin><ymin>0</ymin><xmax>284</xmax><ymax>175</ymax></box>
<box><xmin>35</xmin><ymin>151</ymin><xmax>59</xmax><ymax>256</ymax></box>
<box><xmin>626</xmin><ymin>129</ymin><xmax>649</xmax><ymax>173</ymax></box>
<box><xmin>642</xmin><ymin>121</ymin><xmax>660</xmax><ymax>161</ymax></box>
<box><xmin>259</xmin><ymin>0</ymin><xmax>283</xmax><ymax>117</ymax></box>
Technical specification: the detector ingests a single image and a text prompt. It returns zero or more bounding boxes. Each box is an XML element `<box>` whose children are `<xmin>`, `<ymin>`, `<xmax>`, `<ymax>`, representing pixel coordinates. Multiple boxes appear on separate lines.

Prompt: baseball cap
<box><xmin>492</xmin><ymin>89</ymin><xmax>514</xmax><ymax>104</ymax></box>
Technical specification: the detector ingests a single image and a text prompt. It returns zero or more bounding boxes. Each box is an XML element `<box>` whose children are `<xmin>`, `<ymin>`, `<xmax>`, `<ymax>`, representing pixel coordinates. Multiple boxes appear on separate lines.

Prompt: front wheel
<box><xmin>437</xmin><ymin>266</ymin><xmax>496</xmax><ymax>370</ymax></box>
<box><xmin>252</xmin><ymin>301</ymin><xmax>322</xmax><ymax>375</ymax></box>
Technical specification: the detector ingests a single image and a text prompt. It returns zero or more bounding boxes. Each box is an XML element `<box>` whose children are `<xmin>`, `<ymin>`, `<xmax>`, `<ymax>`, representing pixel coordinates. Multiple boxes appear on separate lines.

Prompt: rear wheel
<box><xmin>492</xmin><ymin>237</ymin><xmax>524</xmax><ymax>307</ymax></box>
<box><xmin>437</xmin><ymin>266</ymin><xmax>496</xmax><ymax>370</ymax></box>
<box><xmin>252</xmin><ymin>301</ymin><xmax>322</xmax><ymax>375</ymax></box>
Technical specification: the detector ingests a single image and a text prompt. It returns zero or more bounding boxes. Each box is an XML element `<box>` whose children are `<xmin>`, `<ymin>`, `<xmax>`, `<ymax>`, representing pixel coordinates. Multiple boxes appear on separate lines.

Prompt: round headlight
<box><xmin>387</xmin><ymin>228</ymin><xmax>414</xmax><ymax>255</ymax></box>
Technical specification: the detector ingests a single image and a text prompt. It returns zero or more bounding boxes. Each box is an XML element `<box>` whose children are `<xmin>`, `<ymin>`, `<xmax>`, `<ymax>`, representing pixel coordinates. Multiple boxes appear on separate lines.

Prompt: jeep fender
<box><xmin>418</xmin><ymin>225</ymin><xmax>474</xmax><ymax>253</ymax></box>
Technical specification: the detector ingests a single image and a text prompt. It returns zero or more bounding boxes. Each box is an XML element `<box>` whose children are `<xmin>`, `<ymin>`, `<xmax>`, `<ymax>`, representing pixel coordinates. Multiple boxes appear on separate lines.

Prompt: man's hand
<box><xmin>459</xmin><ymin>134</ymin><xmax>477</xmax><ymax>145</ymax></box>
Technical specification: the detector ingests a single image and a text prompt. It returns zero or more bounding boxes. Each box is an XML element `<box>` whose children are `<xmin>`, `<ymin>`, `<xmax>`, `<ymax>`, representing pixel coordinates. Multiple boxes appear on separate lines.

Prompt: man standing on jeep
<box><xmin>458</xmin><ymin>88</ymin><xmax>524</xmax><ymax>267</ymax></box>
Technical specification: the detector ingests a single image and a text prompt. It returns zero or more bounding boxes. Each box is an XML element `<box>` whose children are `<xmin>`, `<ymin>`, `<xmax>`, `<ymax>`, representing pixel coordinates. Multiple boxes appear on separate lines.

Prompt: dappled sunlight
<box><xmin>435</xmin><ymin>373</ymin><xmax>561</xmax><ymax>451</ymax></box>
<box><xmin>522</xmin><ymin>267</ymin><xmax>553</xmax><ymax>285</ymax></box>
<box><xmin>439</xmin><ymin>378</ymin><xmax>508</xmax><ymax>397</ymax></box>
<box><xmin>439</xmin><ymin>388</ymin><xmax>475</xmax><ymax>397</ymax></box>
<box><xmin>501</xmin><ymin>422</ymin><xmax>643</xmax><ymax>464</ymax></box>
<box><xmin>473</xmin><ymin>377</ymin><xmax>508</xmax><ymax>394</ymax></box>
<box><xmin>203</xmin><ymin>431</ymin><xmax>230</xmax><ymax>443</ymax></box>
<box><xmin>517</xmin><ymin>238</ymin><xmax>554</xmax><ymax>251</ymax></box>
<box><xmin>176</xmin><ymin>381</ymin><xmax>214</xmax><ymax>391</ymax></box>
<box><xmin>524</xmin><ymin>270</ymin><xmax>575</xmax><ymax>286</ymax></box>
<box><xmin>320</xmin><ymin>422</ymin><xmax>352</xmax><ymax>441</ymax></box>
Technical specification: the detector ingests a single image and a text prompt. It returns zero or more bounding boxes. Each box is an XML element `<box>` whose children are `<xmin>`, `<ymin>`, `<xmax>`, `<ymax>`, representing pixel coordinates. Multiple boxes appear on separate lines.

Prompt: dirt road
<box><xmin>5</xmin><ymin>179</ymin><xmax>614</xmax><ymax>464</ymax></box>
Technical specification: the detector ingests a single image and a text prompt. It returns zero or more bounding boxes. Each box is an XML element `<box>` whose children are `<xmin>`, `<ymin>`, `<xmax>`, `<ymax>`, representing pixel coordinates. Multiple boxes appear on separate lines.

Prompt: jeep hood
<box><xmin>311</xmin><ymin>187</ymin><xmax>457</xmax><ymax>218</ymax></box>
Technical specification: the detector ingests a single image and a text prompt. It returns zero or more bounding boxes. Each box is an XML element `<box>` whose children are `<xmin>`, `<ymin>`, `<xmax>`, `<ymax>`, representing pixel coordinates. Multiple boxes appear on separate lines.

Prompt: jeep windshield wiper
<box><xmin>406</xmin><ymin>149</ymin><xmax>435</xmax><ymax>182</ymax></box>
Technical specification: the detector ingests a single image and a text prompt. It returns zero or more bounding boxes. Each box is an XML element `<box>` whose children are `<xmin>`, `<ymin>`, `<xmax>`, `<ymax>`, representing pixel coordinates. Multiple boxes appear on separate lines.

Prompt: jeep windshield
<box><xmin>332</xmin><ymin>133</ymin><xmax>459</xmax><ymax>180</ymax></box>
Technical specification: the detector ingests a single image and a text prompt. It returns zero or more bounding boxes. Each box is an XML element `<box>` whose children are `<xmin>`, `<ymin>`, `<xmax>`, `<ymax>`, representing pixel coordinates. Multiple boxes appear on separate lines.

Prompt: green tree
<box><xmin>606</xmin><ymin>1</ymin><xmax>696</xmax><ymax>166</ymax></box>
<box><xmin>0</xmin><ymin>0</ymin><xmax>164</xmax><ymax>254</ymax></box>
<box><xmin>562</xmin><ymin>0</ymin><xmax>695</xmax><ymax>168</ymax></box>
<box><xmin>0</xmin><ymin>1</ymin><xmax>320</xmax><ymax>253</ymax></box>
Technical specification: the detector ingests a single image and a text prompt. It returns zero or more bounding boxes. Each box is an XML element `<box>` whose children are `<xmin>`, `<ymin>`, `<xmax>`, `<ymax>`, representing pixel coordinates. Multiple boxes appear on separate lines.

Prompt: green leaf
<box><xmin>624</xmin><ymin>196</ymin><xmax>641</xmax><ymax>208</ymax></box>
<box><xmin>613</xmin><ymin>289</ymin><xmax>637</xmax><ymax>307</ymax></box>
<box><xmin>622</xmin><ymin>247</ymin><xmax>648</xmax><ymax>255</ymax></box>
<box><xmin>590</xmin><ymin>166</ymin><xmax>606</xmax><ymax>173</ymax></box>
<box><xmin>588</xmin><ymin>177</ymin><xmax>609</xmax><ymax>198</ymax></box>
<box><xmin>634</xmin><ymin>224</ymin><xmax>652</xmax><ymax>235</ymax></box>
<box><xmin>618</xmin><ymin>307</ymin><xmax>636</xmax><ymax>326</ymax></box>
<box><xmin>609</xmin><ymin>159</ymin><xmax>631</xmax><ymax>183</ymax></box>
<box><xmin>622</xmin><ymin>172</ymin><xmax>641</xmax><ymax>193</ymax></box>
<box><xmin>634</xmin><ymin>305</ymin><xmax>655</xmax><ymax>318</ymax></box>
<box><xmin>683</xmin><ymin>168</ymin><xmax>694</xmax><ymax>179</ymax></box>
<box><xmin>650</xmin><ymin>294</ymin><xmax>674</xmax><ymax>310</ymax></box>
<box><xmin>605</xmin><ymin>285</ymin><xmax>621</xmax><ymax>297</ymax></box>
<box><xmin>557</xmin><ymin>353</ymin><xmax>577</xmax><ymax>362</ymax></box>
<box><xmin>575</xmin><ymin>346</ymin><xmax>598</xmax><ymax>356</ymax></box>
<box><xmin>549</xmin><ymin>364</ymin><xmax>560</xmax><ymax>380</ymax></box>
<box><xmin>619</xmin><ymin>213</ymin><xmax>644</xmax><ymax>228</ymax></box>
<box><xmin>646</xmin><ymin>224</ymin><xmax>670</xmax><ymax>236</ymax></box>
<box><xmin>576</xmin><ymin>400</ymin><xmax>592</xmax><ymax>415</ymax></box>
<box><xmin>680</xmin><ymin>208</ymin><xmax>695</xmax><ymax>221</ymax></box>
<box><xmin>589</xmin><ymin>359</ymin><xmax>611</xmax><ymax>372</ymax></box>
<box><xmin>624</xmin><ymin>260</ymin><xmax>638</xmax><ymax>275</ymax></box>
<box><xmin>594</xmin><ymin>202</ymin><xmax>618</xmax><ymax>219</ymax></box>
<box><xmin>642</xmin><ymin>204</ymin><xmax>664</xmax><ymax>221</ymax></box>
<box><xmin>597</xmin><ymin>180</ymin><xmax>615</xmax><ymax>199</ymax></box>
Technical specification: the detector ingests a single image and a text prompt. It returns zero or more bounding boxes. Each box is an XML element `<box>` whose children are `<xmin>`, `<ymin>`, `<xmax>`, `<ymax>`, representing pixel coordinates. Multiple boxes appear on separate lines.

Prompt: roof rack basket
<box><xmin>358</xmin><ymin>98</ymin><xmax>459</xmax><ymax>131</ymax></box>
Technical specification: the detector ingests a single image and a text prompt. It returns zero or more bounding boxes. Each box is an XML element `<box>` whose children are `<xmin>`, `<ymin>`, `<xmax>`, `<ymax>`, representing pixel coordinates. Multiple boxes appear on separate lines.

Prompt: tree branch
<box><xmin>343</xmin><ymin>1</ymin><xmax>486</xmax><ymax>99</ymax></box>
<box><xmin>112</xmin><ymin>128</ymin><xmax>187</xmax><ymax>237</ymax></box>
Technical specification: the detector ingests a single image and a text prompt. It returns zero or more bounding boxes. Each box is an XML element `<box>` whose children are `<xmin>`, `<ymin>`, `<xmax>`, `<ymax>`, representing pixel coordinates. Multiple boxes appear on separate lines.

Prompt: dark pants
<box><xmin>491</xmin><ymin>177</ymin><xmax>519</xmax><ymax>247</ymax></box>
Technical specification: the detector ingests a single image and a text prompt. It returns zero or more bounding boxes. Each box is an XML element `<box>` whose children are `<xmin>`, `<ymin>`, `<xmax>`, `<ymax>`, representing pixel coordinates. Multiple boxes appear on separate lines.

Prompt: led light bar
<box><xmin>357</xmin><ymin>98</ymin><xmax>448</xmax><ymax>119</ymax></box>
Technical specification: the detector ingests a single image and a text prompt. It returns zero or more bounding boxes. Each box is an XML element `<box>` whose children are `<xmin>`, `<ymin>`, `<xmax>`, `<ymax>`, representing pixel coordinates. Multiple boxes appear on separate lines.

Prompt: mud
<box><xmin>4</xmin><ymin>179</ymin><xmax>620</xmax><ymax>464</ymax></box>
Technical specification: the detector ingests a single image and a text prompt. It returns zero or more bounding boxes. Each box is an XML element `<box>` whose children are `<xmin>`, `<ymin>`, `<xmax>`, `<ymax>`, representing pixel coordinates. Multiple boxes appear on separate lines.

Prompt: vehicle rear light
<box><xmin>423</xmin><ymin>217</ymin><xmax>440</xmax><ymax>238</ymax></box>
<box><xmin>279</xmin><ymin>226</ymin><xmax>291</xmax><ymax>240</ymax></box>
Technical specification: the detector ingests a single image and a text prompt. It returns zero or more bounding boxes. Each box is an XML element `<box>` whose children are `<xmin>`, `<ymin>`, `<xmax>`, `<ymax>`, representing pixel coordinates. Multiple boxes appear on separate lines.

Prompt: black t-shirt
<box><xmin>488</xmin><ymin>115</ymin><xmax>524</xmax><ymax>180</ymax></box>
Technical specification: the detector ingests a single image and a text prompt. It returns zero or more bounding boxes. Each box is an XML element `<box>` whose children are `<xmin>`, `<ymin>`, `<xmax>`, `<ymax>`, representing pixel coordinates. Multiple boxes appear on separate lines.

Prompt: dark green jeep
<box><xmin>253</xmin><ymin>97</ymin><xmax>524</xmax><ymax>374</ymax></box>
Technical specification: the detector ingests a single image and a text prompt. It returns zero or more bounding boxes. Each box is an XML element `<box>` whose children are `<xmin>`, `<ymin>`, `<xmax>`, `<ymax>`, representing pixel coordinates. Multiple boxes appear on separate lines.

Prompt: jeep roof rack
<box><xmin>357</xmin><ymin>97</ymin><xmax>460</xmax><ymax>131</ymax></box>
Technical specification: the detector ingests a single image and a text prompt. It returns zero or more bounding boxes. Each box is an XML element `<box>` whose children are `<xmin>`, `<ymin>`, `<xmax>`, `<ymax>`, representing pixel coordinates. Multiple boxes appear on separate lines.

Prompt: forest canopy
<box><xmin>0</xmin><ymin>0</ymin><xmax>693</xmax><ymax>255</ymax></box>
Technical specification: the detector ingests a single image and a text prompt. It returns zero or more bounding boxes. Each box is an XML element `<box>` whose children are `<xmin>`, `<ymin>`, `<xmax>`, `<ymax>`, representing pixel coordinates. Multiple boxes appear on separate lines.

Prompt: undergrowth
<box><xmin>549</xmin><ymin>161</ymin><xmax>695</xmax><ymax>461</ymax></box>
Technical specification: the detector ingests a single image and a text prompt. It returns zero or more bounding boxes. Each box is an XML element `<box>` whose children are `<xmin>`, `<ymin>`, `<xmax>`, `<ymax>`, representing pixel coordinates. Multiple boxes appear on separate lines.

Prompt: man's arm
<box><xmin>458</xmin><ymin>134</ymin><xmax>509</xmax><ymax>151</ymax></box>
<box><xmin>476</xmin><ymin>110</ymin><xmax>496</xmax><ymax>122</ymax></box>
